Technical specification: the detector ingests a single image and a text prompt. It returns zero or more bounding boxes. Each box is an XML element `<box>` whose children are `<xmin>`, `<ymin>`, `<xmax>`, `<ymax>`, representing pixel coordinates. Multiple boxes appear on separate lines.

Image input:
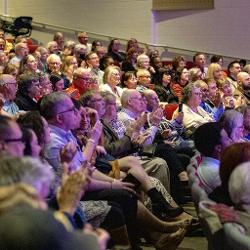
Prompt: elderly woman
<box><xmin>228</xmin><ymin>161</ymin><xmax>250</xmax><ymax>234</ymax></box>
<box><xmin>188</xmin><ymin>67</ymin><xmax>202</xmax><ymax>82</ymax></box>
<box><xmin>136</xmin><ymin>54</ymin><xmax>155</xmax><ymax>75</ymax></box>
<box><xmin>15</xmin><ymin>74</ymin><xmax>40</xmax><ymax>111</ymax></box>
<box><xmin>99</xmin><ymin>66</ymin><xmax>123</xmax><ymax>107</ymax></box>
<box><xmin>219</xmin><ymin>109</ymin><xmax>244</xmax><ymax>143</ymax></box>
<box><xmin>174</xmin><ymin>81</ymin><xmax>214</xmax><ymax>132</ymax></box>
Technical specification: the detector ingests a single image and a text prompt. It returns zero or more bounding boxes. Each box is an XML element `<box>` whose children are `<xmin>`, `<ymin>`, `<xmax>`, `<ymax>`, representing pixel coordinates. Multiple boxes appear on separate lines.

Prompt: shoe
<box><xmin>152</xmin><ymin>202</ymin><xmax>184</xmax><ymax>219</ymax></box>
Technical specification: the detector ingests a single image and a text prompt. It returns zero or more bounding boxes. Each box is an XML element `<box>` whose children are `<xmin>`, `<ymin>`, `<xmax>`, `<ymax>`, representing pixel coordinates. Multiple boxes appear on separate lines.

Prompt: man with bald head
<box><xmin>234</xmin><ymin>71</ymin><xmax>250</xmax><ymax>104</ymax></box>
<box><xmin>0</xmin><ymin>74</ymin><xmax>21</xmax><ymax>117</ymax></box>
<box><xmin>9</xmin><ymin>42</ymin><xmax>28</xmax><ymax>67</ymax></box>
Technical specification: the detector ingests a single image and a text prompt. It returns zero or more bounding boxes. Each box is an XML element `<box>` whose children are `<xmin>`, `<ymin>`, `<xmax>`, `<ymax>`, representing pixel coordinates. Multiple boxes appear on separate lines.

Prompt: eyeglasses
<box><xmin>4</xmin><ymin>137</ymin><xmax>24</xmax><ymax>143</ymax></box>
<box><xmin>90</xmin><ymin>98</ymin><xmax>103</xmax><ymax>103</ymax></box>
<box><xmin>57</xmin><ymin>106</ymin><xmax>77</xmax><ymax>114</ymax></box>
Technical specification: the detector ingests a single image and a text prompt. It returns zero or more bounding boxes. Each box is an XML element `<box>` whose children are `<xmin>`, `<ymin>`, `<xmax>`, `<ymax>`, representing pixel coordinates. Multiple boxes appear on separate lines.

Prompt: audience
<box><xmin>0</xmin><ymin>24</ymin><xmax>250</xmax><ymax>249</ymax></box>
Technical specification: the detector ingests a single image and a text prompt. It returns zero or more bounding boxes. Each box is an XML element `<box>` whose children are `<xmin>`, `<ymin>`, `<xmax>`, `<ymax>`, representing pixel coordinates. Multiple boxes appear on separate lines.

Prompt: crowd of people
<box><xmin>0</xmin><ymin>28</ymin><xmax>250</xmax><ymax>250</ymax></box>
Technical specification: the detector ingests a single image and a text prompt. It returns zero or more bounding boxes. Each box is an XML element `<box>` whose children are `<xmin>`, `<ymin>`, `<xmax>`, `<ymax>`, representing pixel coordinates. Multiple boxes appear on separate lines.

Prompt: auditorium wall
<box><xmin>2</xmin><ymin>0</ymin><xmax>250</xmax><ymax>58</ymax></box>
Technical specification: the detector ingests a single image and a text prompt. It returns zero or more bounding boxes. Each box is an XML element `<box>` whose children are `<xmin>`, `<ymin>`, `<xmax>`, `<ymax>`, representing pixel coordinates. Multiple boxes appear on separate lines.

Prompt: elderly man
<box><xmin>66</xmin><ymin>68</ymin><xmax>93</xmax><ymax>100</ymax></box>
<box><xmin>234</xmin><ymin>71</ymin><xmax>250</xmax><ymax>105</ymax></box>
<box><xmin>0</xmin><ymin>74</ymin><xmax>21</xmax><ymax>117</ymax></box>
<box><xmin>9</xmin><ymin>42</ymin><xmax>28</xmax><ymax>67</ymax></box>
<box><xmin>77</xmin><ymin>31</ymin><xmax>92</xmax><ymax>53</ymax></box>
<box><xmin>0</xmin><ymin>115</ymin><xmax>24</xmax><ymax>157</ymax></box>
<box><xmin>53</xmin><ymin>32</ymin><xmax>64</xmax><ymax>52</ymax></box>
<box><xmin>118</xmin><ymin>89</ymin><xmax>192</xmax><ymax>202</ymax></box>
<box><xmin>85</xmin><ymin>52</ymin><xmax>104</xmax><ymax>85</ymax></box>
<box><xmin>47</xmin><ymin>41</ymin><xmax>59</xmax><ymax>55</ymax></box>
<box><xmin>35</xmin><ymin>46</ymin><xmax>49</xmax><ymax>72</ymax></box>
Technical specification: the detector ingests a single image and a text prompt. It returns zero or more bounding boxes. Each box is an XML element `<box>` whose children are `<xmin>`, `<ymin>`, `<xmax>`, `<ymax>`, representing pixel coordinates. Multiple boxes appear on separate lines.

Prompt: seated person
<box><xmin>193</xmin><ymin>122</ymin><xmax>232</xmax><ymax>194</ymax></box>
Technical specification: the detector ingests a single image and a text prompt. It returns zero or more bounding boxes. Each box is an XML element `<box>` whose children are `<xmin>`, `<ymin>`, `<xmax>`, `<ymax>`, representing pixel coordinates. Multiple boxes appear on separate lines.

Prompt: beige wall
<box><xmin>3</xmin><ymin>0</ymin><xmax>250</xmax><ymax>59</ymax></box>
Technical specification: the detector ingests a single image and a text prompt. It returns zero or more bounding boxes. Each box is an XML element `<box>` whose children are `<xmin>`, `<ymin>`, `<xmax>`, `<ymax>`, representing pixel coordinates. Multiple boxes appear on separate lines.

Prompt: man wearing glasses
<box><xmin>0</xmin><ymin>115</ymin><xmax>24</xmax><ymax>157</ymax></box>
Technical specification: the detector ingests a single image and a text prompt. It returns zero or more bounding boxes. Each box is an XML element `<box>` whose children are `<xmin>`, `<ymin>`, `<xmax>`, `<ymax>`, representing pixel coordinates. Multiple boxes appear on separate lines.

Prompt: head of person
<box><xmin>78</xmin><ymin>106</ymin><xmax>91</xmax><ymax>132</ymax></box>
<box><xmin>96</xmin><ymin>46</ymin><xmax>106</xmax><ymax>59</ymax></box>
<box><xmin>188</xmin><ymin>67</ymin><xmax>202</xmax><ymax>82</ymax></box>
<box><xmin>237</xmin><ymin>71</ymin><xmax>250</xmax><ymax>91</ymax></box>
<box><xmin>15</xmin><ymin>42</ymin><xmax>29</xmax><ymax>58</ymax></box>
<box><xmin>143</xmin><ymin>89</ymin><xmax>160</xmax><ymax>112</ymax></box>
<box><xmin>194</xmin><ymin>121</ymin><xmax>232</xmax><ymax>159</ymax></box>
<box><xmin>53</xmin><ymin>32</ymin><xmax>64</xmax><ymax>50</ymax></box>
<box><xmin>136</xmin><ymin>54</ymin><xmax>150</xmax><ymax>69</ymax></box>
<box><xmin>77</xmin><ymin>31</ymin><xmax>88</xmax><ymax>45</ymax></box>
<box><xmin>3</xmin><ymin>64</ymin><xmax>19</xmax><ymax>78</ymax></box>
<box><xmin>49</xmin><ymin>73</ymin><xmax>64</xmax><ymax>92</ymax></box>
<box><xmin>217</xmin><ymin>78</ymin><xmax>233</xmax><ymax>97</ymax></box>
<box><xmin>228</xmin><ymin>161</ymin><xmax>250</xmax><ymax>210</ymax></box>
<box><xmin>103</xmin><ymin>66</ymin><xmax>121</xmax><ymax>87</ymax></box>
<box><xmin>46</xmin><ymin>41</ymin><xmax>59</xmax><ymax>55</ymax></box>
<box><xmin>0</xmin><ymin>74</ymin><xmax>17</xmax><ymax>101</ymax></box>
<box><xmin>47</xmin><ymin>54</ymin><xmax>62</xmax><ymax>73</ymax></box>
<box><xmin>63</xmin><ymin>40</ymin><xmax>76</xmax><ymax>56</ymax></box>
<box><xmin>17</xmin><ymin>111</ymin><xmax>51</xmax><ymax>147</ymax></box>
<box><xmin>40</xmin><ymin>92</ymin><xmax>79</xmax><ymax>131</ymax></box>
<box><xmin>136</xmin><ymin>69</ymin><xmax>151</xmax><ymax>87</ymax></box>
<box><xmin>195</xmin><ymin>80</ymin><xmax>209</xmax><ymax>101</ymax></box>
<box><xmin>193</xmin><ymin>52</ymin><xmax>206</xmax><ymax>70</ymax></box>
<box><xmin>173</xmin><ymin>67</ymin><xmax>189</xmax><ymax>86</ymax></box>
<box><xmin>101</xmin><ymin>91</ymin><xmax>117</xmax><ymax>121</ymax></box>
<box><xmin>62</xmin><ymin>55</ymin><xmax>78</xmax><ymax>74</ymax></box>
<box><xmin>72</xmin><ymin>67</ymin><xmax>92</xmax><ymax>93</ymax></box>
<box><xmin>239</xmin><ymin>59</ymin><xmax>247</xmax><ymax>70</ymax></box>
<box><xmin>150</xmin><ymin>56</ymin><xmax>162</xmax><ymax>69</ymax></box>
<box><xmin>0</xmin><ymin>51</ymin><xmax>7</xmax><ymax>66</ymax></box>
<box><xmin>122</xmin><ymin>71</ymin><xmax>137</xmax><ymax>89</ymax></box>
<box><xmin>108</xmin><ymin>39</ymin><xmax>121</xmax><ymax>53</ymax></box>
<box><xmin>126</xmin><ymin>38</ymin><xmax>139</xmax><ymax>52</ymax></box>
<box><xmin>172</xmin><ymin>56</ymin><xmax>186</xmax><ymax>71</ymax></box>
<box><xmin>228</xmin><ymin>60</ymin><xmax>241</xmax><ymax>79</ymax></box>
<box><xmin>237</xmin><ymin>105</ymin><xmax>250</xmax><ymax>132</ymax></box>
<box><xmin>120</xmin><ymin>89</ymin><xmax>144</xmax><ymax>115</ymax></box>
<box><xmin>35</xmin><ymin>47</ymin><xmax>49</xmax><ymax>64</ymax></box>
<box><xmin>243</xmin><ymin>64</ymin><xmax>250</xmax><ymax>75</ymax></box>
<box><xmin>204</xmin><ymin>78</ymin><xmax>218</xmax><ymax>99</ymax></box>
<box><xmin>91</xmin><ymin>40</ymin><xmax>102</xmax><ymax>52</ymax></box>
<box><xmin>20</xmin><ymin>127</ymin><xmax>41</xmax><ymax>158</ymax></box>
<box><xmin>219</xmin><ymin>142</ymin><xmax>250</xmax><ymax>192</ymax></box>
<box><xmin>181</xmin><ymin>81</ymin><xmax>202</xmax><ymax>107</ymax></box>
<box><xmin>74</xmin><ymin>44</ymin><xmax>87</xmax><ymax>61</ymax></box>
<box><xmin>161</xmin><ymin>69</ymin><xmax>172</xmax><ymax>87</ymax></box>
<box><xmin>38</xmin><ymin>72</ymin><xmax>52</xmax><ymax>96</ymax></box>
<box><xmin>80</xmin><ymin>90</ymin><xmax>105</xmax><ymax>118</ymax></box>
<box><xmin>0</xmin><ymin>116</ymin><xmax>24</xmax><ymax>157</ymax></box>
<box><xmin>126</xmin><ymin>47</ymin><xmax>139</xmax><ymax>62</ymax></box>
<box><xmin>0</xmin><ymin>37</ymin><xmax>6</xmax><ymax>51</ymax></box>
<box><xmin>19</xmin><ymin>54</ymin><xmax>38</xmax><ymax>74</ymax></box>
<box><xmin>210</xmin><ymin>55</ymin><xmax>223</xmax><ymax>66</ymax></box>
<box><xmin>86</xmin><ymin>52</ymin><xmax>100</xmax><ymax>69</ymax></box>
<box><xmin>99</xmin><ymin>55</ymin><xmax>114</xmax><ymax>71</ymax></box>
<box><xmin>207</xmin><ymin>63</ymin><xmax>222</xmax><ymax>81</ymax></box>
<box><xmin>219</xmin><ymin>109</ymin><xmax>244</xmax><ymax>142</ymax></box>
<box><xmin>17</xmin><ymin>74</ymin><xmax>40</xmax><ymax>99</ymax></box>
<box><xmin>0</xmin><ymin>155</ymin><xmax>53</xmax><ymax>200</ymax></box>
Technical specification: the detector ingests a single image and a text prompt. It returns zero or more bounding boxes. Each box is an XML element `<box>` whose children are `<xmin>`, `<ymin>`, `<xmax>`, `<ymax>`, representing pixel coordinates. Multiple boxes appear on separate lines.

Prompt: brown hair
<box><xmin>220</xmin><ymin>142</ymin><xmax>250</xmax><ymax>189</ymax></box>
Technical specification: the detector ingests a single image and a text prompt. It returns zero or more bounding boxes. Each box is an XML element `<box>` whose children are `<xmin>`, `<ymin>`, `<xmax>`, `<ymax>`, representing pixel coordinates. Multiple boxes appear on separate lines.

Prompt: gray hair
<box><xmin>219</xmin><ymin>109</ymin><xmax>243</xmax><ymax>137</ymax></box>
<box><xmin>0</xmin><ymin>155</ymin><xmax>54</xmax><ymax>197</ymax></box>
<box><xmin>181</xmin><ymin>81</ymin><xmax>201</xmax><ymax>104</ymax></box>
<box><xmin>46</xmin><ymin>54</ymin><xmax>61</xmax><ymax>65</ymax></box>
<box><xmin>39</xmin><ymin>92</ymin><xmax>69</xmax><ymax>120</ymax></box>
<box><xmin>136</xmin><ymin>54</ymin><xmax>149</xmax><ymax>68</ymax></box>
<box><xmin>228</xmin><ymin>161</ymin><xmax>250</xmax><ymax>210</ymax></box>
<box><xmin>120</xmin><ymin>89</ymin><xmax>136</xmax><ymax>107</ymax></box>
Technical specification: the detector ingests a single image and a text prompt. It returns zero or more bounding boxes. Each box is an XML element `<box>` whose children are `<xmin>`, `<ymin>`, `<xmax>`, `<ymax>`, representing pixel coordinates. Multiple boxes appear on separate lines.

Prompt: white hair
<box><xmin>228</xmin><ymin>161</ymin><xmax>250</xmax><ymax>210</ymax></box>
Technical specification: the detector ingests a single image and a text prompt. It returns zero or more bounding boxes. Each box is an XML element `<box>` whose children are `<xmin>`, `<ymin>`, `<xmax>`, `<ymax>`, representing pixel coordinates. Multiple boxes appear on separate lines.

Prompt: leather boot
<box><xmin>109</xmin><ymin>225</ymin><xmax>132</xmax><ymax>249</ymax></box>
